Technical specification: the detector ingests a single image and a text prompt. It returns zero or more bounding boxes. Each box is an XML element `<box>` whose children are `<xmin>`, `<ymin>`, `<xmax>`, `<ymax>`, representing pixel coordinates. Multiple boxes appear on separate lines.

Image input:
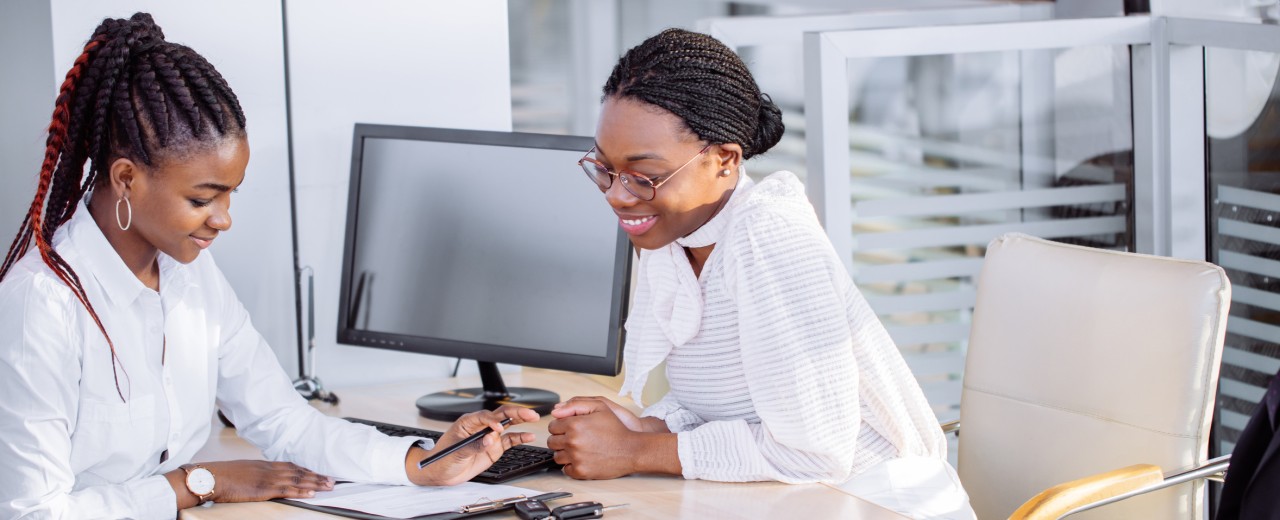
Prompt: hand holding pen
<box><xmin>419</xmin><ymin>418</ymin><xmax>514</xmax><ymax>469</ymax></box>
<box><xmin>406</xmin><ymin>405</ymin><xmax>540</xmax><ymax>487</ymax></box>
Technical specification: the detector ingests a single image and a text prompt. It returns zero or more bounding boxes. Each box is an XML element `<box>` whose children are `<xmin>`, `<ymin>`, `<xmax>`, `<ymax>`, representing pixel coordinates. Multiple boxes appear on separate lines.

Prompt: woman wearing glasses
<box><xmin>546</xmin><ymin>29</ymin><xmax>974</xmax><ymax>519</ymax></box>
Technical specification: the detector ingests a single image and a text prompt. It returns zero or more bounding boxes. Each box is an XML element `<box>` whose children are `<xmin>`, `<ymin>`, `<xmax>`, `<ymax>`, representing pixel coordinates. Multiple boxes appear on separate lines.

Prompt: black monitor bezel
<box><xmin>337</xmin><ymin>123</ymin><xmax>630</xmax><ymax>376</ymax></box>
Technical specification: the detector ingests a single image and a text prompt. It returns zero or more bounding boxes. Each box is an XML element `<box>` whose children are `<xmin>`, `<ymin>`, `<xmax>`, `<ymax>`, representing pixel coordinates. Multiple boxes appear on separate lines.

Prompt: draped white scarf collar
<box><xmin>621</xmin><ymin>172</ymin><xmax>755</xmax><ymax>401</ymax></box>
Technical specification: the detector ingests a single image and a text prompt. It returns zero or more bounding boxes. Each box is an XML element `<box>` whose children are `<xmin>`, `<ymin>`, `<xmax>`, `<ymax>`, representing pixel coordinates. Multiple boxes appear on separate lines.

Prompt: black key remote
<box><xmin>514</xmin><ymin>499</ymin><xmax>552</xmax><ymax>520</ymax></box>
<box><xmin>550</xmin><ymin>501</ymin><xmax>627</xmax><ymax>519</ymax></box>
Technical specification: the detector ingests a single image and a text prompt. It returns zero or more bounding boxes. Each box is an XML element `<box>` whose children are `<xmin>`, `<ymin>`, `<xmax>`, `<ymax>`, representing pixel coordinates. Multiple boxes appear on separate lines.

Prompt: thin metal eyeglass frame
<box><xmin>577</xmin><ymin>144</ymin><xmax>711</xmax><ymax>201</ymax></box>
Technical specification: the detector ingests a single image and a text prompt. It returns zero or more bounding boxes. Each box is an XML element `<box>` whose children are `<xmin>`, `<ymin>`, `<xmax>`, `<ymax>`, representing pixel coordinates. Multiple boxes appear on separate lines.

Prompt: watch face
<box><xmin>187</xmin><ymin>467</ymin><xmax>215</xmax><ymax>495</ymax></box>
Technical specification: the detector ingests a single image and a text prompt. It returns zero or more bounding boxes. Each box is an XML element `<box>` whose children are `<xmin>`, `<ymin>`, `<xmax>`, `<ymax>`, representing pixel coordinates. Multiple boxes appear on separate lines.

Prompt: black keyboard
<box><xmin>344</xmin><ymin>417</ymin><xmax>560</xmax><ymax>484</ymax></box>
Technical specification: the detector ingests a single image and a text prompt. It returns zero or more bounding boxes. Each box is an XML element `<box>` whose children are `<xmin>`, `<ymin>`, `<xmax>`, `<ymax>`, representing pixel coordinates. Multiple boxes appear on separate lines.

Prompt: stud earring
<box><xmin>719</xmin><ymin>169</ymin><xmax>732</xmax><ymax>177</ymax></box>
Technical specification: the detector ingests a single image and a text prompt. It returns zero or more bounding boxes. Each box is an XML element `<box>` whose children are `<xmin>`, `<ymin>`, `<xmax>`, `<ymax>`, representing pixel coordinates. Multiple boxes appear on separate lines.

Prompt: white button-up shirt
<box><xmin>0</xmin><ymin>205</ymin><xmax>426</xmax><ymax>519</ymax></box>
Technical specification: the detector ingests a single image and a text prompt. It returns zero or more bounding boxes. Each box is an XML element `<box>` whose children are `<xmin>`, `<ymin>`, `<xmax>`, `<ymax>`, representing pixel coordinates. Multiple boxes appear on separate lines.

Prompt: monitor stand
<box><xmin>415</xmin><ymin>361</ymin><xmax>560</xmax><ymax>421</ymax></box>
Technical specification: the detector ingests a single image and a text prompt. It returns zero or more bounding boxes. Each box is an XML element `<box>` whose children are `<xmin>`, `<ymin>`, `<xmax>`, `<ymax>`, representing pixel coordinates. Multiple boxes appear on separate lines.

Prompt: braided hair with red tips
<box><xmin>0</xmin><ymin>12</ymin><xmax>247</xmax><ymax>401</ymax></box>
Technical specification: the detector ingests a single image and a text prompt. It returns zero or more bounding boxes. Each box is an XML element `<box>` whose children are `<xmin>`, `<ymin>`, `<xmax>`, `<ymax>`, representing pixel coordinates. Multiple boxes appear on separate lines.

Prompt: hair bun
<box><xmin>749</xmin><ymin>93</ymin><xmax>785</xmax><ymax>159</ymax></box>
<box><xmin>126</xmin><ymin>12</ymin><xmax>165</xmax><ymax>48</ymax></box>
<box><xmin>95</xmin><ymin>12</ymin><xmax>164</xmax><ymax>50</ymax></box>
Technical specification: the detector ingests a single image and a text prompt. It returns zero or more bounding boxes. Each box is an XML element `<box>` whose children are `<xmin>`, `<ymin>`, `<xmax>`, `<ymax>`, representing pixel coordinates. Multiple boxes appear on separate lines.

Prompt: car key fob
<box><xmin>550</xmin><ymin>501</ymin><xmax>627</xmax><ymax>519</ymax></box>
<box><xmin>514</xmin><ymin>499</ymin><xmax>552</xmax><ymax>520</ymax></box>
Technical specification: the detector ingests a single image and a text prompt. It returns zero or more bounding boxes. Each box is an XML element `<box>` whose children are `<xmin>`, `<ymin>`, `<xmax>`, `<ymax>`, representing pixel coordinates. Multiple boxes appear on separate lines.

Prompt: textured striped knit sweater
<box><xmin>620</xmin><ymin>171</ymin><xmax>947</xmax><ymax>484</ymax></box>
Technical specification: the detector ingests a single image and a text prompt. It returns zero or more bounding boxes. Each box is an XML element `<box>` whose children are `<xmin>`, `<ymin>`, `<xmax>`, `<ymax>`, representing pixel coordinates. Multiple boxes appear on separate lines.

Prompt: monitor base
<box><xmin>415</xmin><ymin>360</ymin><xmax>560</xmax><ymax>421</ymax></box>
<box><xmin>415</xmin><ymin>387</ymin><xmax>560</xmax><ymax>421</ymax></box>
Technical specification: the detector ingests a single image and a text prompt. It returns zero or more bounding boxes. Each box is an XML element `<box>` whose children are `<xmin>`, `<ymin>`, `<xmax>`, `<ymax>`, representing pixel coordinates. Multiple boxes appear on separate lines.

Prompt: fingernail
<box><xmin>306</xmin><ymin>490</ymin><xmax>315</xmax><ymax>497</ymax></box>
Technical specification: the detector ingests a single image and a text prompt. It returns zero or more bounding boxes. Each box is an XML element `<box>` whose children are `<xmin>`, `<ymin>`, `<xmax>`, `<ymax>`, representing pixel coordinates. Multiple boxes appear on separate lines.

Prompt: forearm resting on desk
<box><xmin>632</xmin><ymin>432</ymin><xmax>682</xmax><ymax>475</ymax></box>
<box><xmin>551</xmin><ymin>430</ymin><xmax>683</xmax><ymax>478</ymax></box>
<box><xmin>164</xmin><ymin>470</ymin><xmax>203</xmax><ymax>511</ymax></box>
<box><xmin>163</xmin><ymin>460</ymin><xmax>335</xmax><ymax>510</ymax></box>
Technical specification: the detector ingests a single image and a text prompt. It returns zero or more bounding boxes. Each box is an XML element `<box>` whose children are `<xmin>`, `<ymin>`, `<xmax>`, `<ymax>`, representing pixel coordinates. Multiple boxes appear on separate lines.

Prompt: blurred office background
<box><xmin>507</xmin><ymin>0</ymin><xmax>1280</xmax><ymax>464</ymax></box>
<box><xmin>3</xmin><ymin>0</ymin><xmax>1280</xmax><ymax>466</ymax></box>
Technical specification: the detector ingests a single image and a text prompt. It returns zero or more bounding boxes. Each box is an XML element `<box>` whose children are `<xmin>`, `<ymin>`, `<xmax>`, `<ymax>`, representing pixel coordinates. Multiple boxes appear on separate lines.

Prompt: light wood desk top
<box><xmin>183</xmin><ymin>369</ymin><xmax>905</xmax><ymax>520</ymax></box>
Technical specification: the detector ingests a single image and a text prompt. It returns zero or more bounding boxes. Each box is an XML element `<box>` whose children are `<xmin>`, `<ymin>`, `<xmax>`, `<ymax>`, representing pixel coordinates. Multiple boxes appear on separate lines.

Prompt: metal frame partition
<box><xmin>801</xmin><ymin>14</ymin><xmax>1148</xmax><ymax>434</ymax></box>
<box><xmin>800</xmin><ymin>15</ymin><xmax>1280</xmax><ymax>310</ymax></box>
<box><xmin>804</xmin><ymin>16</ymin><xmax>1153</xmax><ymax>268</ymax></box>
<box><xmin>803</xmin><ymin>14</ymin><xmax>1280</xmax><ymax>515</ymax></box>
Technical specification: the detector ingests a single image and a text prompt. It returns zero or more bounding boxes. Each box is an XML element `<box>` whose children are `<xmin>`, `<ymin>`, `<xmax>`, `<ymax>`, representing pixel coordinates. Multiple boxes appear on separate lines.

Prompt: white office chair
<box><xmin>948</xmin><ymin>233</ymin><xmax>1230</xmax><ymax>519</ymax></box>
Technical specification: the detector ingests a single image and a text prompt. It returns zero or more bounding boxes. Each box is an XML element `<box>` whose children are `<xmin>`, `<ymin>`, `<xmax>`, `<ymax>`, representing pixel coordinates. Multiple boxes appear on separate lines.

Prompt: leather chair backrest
<box><xmin>958</xmin><ymin>233</ymin><xmax>1229</xmax><ymax>519</ymax></box>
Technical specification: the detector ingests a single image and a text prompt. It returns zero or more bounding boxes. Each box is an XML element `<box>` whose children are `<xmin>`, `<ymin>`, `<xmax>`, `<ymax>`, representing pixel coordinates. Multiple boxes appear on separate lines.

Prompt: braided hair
<box><xmin>0</xmin><ymin>12</ymin><xmax>246</xmax><ymax>401</ymax></box>
<box><xmin>603</xmin><ymin>28</ymin><xmax>783</xmax><ymax>159</ymax></box>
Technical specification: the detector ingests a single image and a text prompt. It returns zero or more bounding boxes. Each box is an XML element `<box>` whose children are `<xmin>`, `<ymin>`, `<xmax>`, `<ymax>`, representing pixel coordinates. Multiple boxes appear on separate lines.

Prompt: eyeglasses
<box><xmin>578</xmin><ymin>144</ymin><xmax>710</xmax><ymax>201</ymax></box>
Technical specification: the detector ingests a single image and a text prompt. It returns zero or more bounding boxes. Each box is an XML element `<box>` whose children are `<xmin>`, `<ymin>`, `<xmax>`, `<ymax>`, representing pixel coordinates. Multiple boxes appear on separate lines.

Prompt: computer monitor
<box><xmin>337</xmin><ymin>124</ymin><xmax>631</xmax><ymax>420</ymax></box>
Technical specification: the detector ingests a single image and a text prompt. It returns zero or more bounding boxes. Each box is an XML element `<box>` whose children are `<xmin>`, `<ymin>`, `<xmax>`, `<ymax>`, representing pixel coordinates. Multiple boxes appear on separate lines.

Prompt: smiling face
<box><xmin>108</xmin><ymin>136</ymin><xmax>250</xmax><ymax>264</ymax></box>
<box><xmin>592</xmin><ymin>97</ymin><xmax>742</xmax><ymax>250</ymax></box>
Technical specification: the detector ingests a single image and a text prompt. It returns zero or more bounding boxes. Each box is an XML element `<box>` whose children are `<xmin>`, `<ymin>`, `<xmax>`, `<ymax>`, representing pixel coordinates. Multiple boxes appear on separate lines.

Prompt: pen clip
<box><xmin>458</xmin><ymin>494</ymin><xmax>527</xmax><ymax>514</ymax></box>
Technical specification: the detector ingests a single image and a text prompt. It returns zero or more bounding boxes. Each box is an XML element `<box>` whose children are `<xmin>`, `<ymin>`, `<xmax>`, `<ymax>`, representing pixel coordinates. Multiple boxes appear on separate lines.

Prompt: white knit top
<box><xmin>620</xmin><ymin>171</ymin><xmax>946</xmax><ymax>484</ymax></box>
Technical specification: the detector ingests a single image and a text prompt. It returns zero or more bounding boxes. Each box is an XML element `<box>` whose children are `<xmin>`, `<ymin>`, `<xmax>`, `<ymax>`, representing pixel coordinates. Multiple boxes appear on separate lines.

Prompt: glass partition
<box><xmin>845</xmin><ymin>47</ymin><xmax>1134</xmax><ymax>423</ymax></box>
<box><xmin>1205</xmin><ymin>45</ymin><xmax>1280</xmax><ymax>456</ymax></box>
<box><xmin>805</xmin><ymin>18</ymin><xmax>1150</xmax><ymax>434</ymax></box>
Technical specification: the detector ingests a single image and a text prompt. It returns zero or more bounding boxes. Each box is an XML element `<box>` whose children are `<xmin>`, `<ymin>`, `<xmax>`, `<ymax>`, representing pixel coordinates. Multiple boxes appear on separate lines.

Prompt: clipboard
<box><xmin>274</xmin><ymin>490</ymin><xmax>573</xmax><ymax>520</ymax></box>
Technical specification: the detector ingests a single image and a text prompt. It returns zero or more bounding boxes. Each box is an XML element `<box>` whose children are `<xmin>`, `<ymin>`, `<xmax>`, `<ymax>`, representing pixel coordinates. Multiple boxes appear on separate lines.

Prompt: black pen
<box><xmin>418</xmin><ymin>418</ymin><xmax>513</xmax><ymax>469</ymax></box>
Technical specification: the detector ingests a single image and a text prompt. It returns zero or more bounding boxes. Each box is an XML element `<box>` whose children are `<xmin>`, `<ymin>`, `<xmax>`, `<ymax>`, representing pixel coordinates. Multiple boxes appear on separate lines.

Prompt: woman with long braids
<box><xmin>0</xmin><ymin>13</ymin><xmax>537</xmax><ymax>518</ymax></box>
<box><xmin>547</xmin><ymin>29</ymin><xmax>975</xmax><ymax>519</ymax></box>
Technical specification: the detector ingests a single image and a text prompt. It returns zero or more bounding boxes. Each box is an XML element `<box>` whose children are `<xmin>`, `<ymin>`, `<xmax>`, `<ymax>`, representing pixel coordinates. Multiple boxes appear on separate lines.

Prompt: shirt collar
<box><xmin>64</xmin><ymin>202</ymin><xmax>192</xmax><ymax>308</ymax></box>
<box><xmin>674</xmin><ymin>171</ymin><xmax>754</xmax><ymax>249</ymax></box>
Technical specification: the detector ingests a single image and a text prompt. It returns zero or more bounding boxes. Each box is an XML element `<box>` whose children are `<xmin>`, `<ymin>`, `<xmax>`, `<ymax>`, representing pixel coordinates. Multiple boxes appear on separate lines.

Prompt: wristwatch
<box><xmin>180</xmin><ymin>464</ymin><xmax>216</xmax><ymax>505</ymax></box>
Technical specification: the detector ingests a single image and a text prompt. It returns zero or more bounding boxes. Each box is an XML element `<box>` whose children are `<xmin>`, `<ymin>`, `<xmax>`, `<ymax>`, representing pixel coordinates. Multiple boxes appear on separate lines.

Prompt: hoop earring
<box><xmin>719</xmin><ymin>169</ymin><xmax>732</xmax><ymax>177</ymax></box>
<box><xmin>115</xmin><ymin>196</ymin><xmax>132</xmax><ymax>231</ymax></box>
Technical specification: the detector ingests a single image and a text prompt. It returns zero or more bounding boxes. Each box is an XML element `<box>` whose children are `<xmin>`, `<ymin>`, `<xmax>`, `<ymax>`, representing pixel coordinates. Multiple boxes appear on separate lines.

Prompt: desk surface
<box><xmin>183</xmin><ymin>369</ymin><xmax>905</xmax><ymax>520</ymax></box>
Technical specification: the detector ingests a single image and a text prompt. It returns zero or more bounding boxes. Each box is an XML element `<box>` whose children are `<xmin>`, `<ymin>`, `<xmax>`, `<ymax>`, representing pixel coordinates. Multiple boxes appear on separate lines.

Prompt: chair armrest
<box><xmin>1011</xmin><ymin>455</ymin><xmax>1230</xmax><ymax>520</ymax></box>
<box><xmin>940</xmin><ymin>419</ymin><xmax>960</xmax><ymax>436</ymax></box>
<box><xmin>1010</xmin><ymin>464</ymin><xmax>1164</xmax><ymax>520</ymax></box>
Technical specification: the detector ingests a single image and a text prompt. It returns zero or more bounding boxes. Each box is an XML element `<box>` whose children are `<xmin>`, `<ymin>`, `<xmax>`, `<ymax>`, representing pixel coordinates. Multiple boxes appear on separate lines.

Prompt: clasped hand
<box><xmin>546</xmin><ymin>396</ymin><xmax>666</xmax><ymax>479</ymax></box>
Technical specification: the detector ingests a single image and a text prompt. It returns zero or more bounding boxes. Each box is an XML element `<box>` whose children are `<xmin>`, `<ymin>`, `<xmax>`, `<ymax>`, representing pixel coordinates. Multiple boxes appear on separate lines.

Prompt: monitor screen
<box><xmin>337</xmin><ymin>125</ymin><xmax>630</xmax><ymax>377</ymax></box>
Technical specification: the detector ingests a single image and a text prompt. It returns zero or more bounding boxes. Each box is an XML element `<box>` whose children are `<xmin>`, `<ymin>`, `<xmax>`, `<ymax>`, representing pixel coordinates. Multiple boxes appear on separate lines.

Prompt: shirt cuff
<box><xmin>370</xmin><ymin>435</ymin><xmax>435</xmax><ymax>486</ymax></box>
<box><xmin>676</xmin><ymin>429</ymin><xmax>712</xmax><ymax>481</ymax></box>
<box><xmin>641</xmin><ymin>398</ymin><xmax>705</xmax><ymax>433</ymax></box>
<box><xmin>675</xmin><ymin>421</ymin><xmax>768</xmax><ymax>482</ymax></box>
<box><xmin>131</xmin><ymin>474</ymin><xmax>180</xmax><ymax>520</ymax></box>
<box><xmin>658</xmin><ymin>409</ymin><xmax>705</xmax><ymax>433</ymax></box>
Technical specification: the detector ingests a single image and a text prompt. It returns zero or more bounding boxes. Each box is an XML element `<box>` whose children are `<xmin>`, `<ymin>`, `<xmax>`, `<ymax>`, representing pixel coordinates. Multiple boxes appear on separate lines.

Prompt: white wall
<box><xmin>286</xmin><ymin>1</ymin><xmax>513</xmax><ymax>387</ymax></box>
<box><xmin>46</xmin><ymin>1</ymin><xmax>299</xmax><ymax>371</ymax></box>
<box><xmin>0</xmin><ymin>2</ymin><xmax>54</xmax><ymax>249</ymax></box>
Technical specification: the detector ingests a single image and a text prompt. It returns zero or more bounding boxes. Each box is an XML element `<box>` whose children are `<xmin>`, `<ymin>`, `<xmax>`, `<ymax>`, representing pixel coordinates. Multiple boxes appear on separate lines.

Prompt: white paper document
<box><xmin>292</xmin><ymin>481</ymin><xmax>539</xmax><ymax>518</ymax></box>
